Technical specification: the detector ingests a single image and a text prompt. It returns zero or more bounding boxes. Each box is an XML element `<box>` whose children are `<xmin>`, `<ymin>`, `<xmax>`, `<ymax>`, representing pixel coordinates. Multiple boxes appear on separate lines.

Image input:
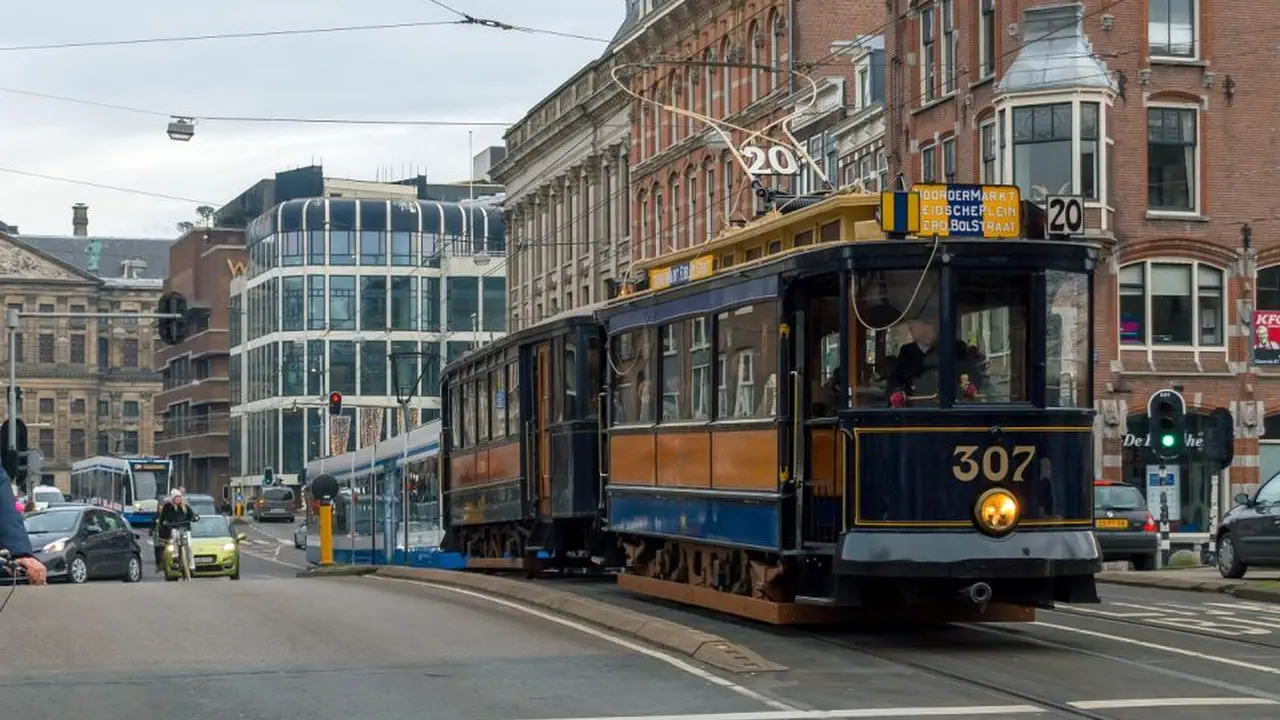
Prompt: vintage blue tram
<box><xmin>439</xmin><ymin>183</ymin><xmax>1101</xmax><ymax>623</ymax></box>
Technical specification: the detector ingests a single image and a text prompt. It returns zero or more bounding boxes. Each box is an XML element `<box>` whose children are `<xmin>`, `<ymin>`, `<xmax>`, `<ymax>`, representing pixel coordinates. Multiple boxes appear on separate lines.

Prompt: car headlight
<box><xmin>166</xmin><ymin>543</ymin><xmax>176</xmax><ymax>552</ymax></box>
<box><xmin>974</xmin><ymin>488</ymin><xmax>1020</xmax><ymax>536</ymax></box>
<box><xmin>222</xmin><ymin>543</ymin><xmax>236</xmax><ymax>552</ymax></box>
<box><xmin>42</xmin><ymin>538</ymin><xmax>68</xmax><ymax>554</ymax></box>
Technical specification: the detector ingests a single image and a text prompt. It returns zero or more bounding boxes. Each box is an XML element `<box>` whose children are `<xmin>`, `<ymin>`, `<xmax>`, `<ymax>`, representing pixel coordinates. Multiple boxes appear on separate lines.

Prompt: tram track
<box><xmin>1043</xmin><ymin>604</ymin><xmax>1280</xmax><ymax>654</ymax></box>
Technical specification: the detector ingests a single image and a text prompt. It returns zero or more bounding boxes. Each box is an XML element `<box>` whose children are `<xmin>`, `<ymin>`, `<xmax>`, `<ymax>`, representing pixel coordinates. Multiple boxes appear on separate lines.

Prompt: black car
<box><xmin>1093</xmin><ymin>480</ymin><xmax>1159</xmax><ymax>571</ymax></box>
<box><xmin>23</xmin><ymin>505</ymin><xmax>144</xmax><ymax>583</ymax></box>
<box><xmin>1213</xmin><ymin>471</ymin><xmax>1280</xmax><ymax>578</ymax></box>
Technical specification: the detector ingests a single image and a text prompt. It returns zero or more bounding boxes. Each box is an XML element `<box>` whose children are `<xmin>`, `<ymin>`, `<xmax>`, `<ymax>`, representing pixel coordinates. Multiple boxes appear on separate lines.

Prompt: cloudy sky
<box><xmin>0</xmin><ymin>1</ymin><xmax>623</xmax><ymax>237</ymax></box>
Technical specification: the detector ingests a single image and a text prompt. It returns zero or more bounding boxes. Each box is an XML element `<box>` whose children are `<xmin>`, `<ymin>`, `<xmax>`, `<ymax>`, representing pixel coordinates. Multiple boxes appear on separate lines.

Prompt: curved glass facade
<box><xmin>229</xmin><ymin>197</ymin><xmax>507</xmax><ymax>485</ymax></box>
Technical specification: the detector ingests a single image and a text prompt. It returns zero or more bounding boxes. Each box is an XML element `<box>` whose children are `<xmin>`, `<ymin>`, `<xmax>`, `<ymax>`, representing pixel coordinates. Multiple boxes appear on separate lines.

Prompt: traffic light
<box><xmin>156</xmin><ymin>291</ymin><xmax>189</xmax><ymax>346</ymax></box>
<box><xmin>1147</xmin><ymin>389</ymin><xmax>1187</xmax><ymax>461</ymax></box>
<box><xmin>328</xmin><ymin>392</ymin><xmax>343</xmax><ymax>416</ymax></box>
<box><xmin>0</xmin><ymin>417</ymin><xmax>28</xmax><ymax>486</ymax></box>
<box><xmin>262</xmin><ymin>467</ymin><xmax>274</xmax><ymax>487</ymax></box>
<box><xmin>1203</xmin><ymin>407</ymin><xmax>1235</xmax><ymax>470</ymax></box>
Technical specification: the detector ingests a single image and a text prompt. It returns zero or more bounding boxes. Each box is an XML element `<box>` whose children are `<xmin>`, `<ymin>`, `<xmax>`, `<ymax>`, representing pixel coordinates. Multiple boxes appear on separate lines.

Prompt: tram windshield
<box><xmin>848</xmin><ymin>264</ymin><xmax>1091</xmax><ymax>409</ymax></box>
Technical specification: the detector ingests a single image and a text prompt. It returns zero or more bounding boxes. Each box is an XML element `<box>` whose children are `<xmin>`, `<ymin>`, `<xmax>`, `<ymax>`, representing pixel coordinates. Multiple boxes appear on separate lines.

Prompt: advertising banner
<box><xmin>1254</xmin><ymin>311</ymin><xmax>1280</xmax><ymax>365</ymax></box>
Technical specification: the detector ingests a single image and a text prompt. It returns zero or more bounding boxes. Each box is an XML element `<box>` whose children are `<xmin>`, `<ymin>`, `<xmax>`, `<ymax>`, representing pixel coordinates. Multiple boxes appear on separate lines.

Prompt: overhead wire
<box><xmin>0</xmin><ymin>20</ymin><xmax>466</xmax><ymax>52</ymax></box>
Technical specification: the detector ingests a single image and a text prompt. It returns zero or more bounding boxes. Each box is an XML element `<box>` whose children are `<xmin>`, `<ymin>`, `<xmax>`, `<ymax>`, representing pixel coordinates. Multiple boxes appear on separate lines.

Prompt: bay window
<box><xmin>1010</xmin><ymin>100</ymin><xmax>1101</xmax><ymax>201</ymax></box>
<box><xmin>1119</xmin><ymin>261</ymin><xmax>1223</xmax><ymax>347</ymax></box>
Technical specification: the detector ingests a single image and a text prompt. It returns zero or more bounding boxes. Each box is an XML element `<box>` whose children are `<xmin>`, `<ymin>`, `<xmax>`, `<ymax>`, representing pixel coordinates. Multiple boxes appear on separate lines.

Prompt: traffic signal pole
<box><xmin>6</xmin><ymin>307</ymin><xmax>185</xmax><ymax>493</ymax></box>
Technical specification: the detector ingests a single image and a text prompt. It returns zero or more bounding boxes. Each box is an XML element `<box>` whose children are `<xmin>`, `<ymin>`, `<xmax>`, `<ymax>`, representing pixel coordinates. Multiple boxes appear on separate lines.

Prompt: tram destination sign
<box><xmin>649</xmin><ymin>254</ymin><xmax>714</xmax><ymax>291</ymax></box>
<box><xmin>915</xmin><ymin>184</ymin><xmax>1022</xmax><ymax>239</ymax></box>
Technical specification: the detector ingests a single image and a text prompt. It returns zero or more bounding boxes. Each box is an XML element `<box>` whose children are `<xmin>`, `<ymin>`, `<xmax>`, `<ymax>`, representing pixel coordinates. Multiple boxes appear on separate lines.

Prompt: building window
<box><xmin>307</xmin><ymin>276</ymin><xmax>326</xmax><ymax>330</ymax></box>
<box><xmin>422</xmin><ymin>277</ymin><xmax>441</xmax><ymax>332</ymax></box>
<box><xmin>70</xmin><ymin>334</ymin><xmax>85</xmax><ymax>364</ymax></box>
<box><xmin>361</xmin><ymin>340</ymin><xmax>387</xmax><ymax>395</ymax></box>
<box><xmin>749</xmin><ymin>21</ymin><xmax>761</xmax><ymax>103</ymax></box>
<box><xmin>71</xmin><ymin>398</ymin><xmax>85</xmax><ymax>414</ymax></box>
<box><xmin>282</xmin><ymin>276</ymin><xmax>304</xmax><ymax>331</ymax></box>
<box><xmin>328</xmin><ymin>276</ymin><xmax>357</xmax><ymax>330</ymax></box>
<box><xmin>920</xmin><ymin>6</ymin><xmax>936</xmax><ymax>103</ymax></box>
<box><xmin>360</xmin><ymin>230</ymin><xmax>385</xmax><ymax>265</ymax></box>
<box><xmin>329</xmin><ymin>341</ymin><xmax>356</xmax><ymax>395</ymax></box>
<box><xmin>1147</xmin><ymin>106</ymin><xmax>1198</xmax><ymax>213</ymax></box>
<box><xmin>330</xmin><ymin>231</ymin><xmax>355</xmax><ymax>265</ymax></box>
<box><xmin>39</xmin><ymin>428</ymin><xmax>53</xmax><ymax>458</ymax></box>
<box><xmin>124</xmin><ymin>401</ymin><xmax>139</xmax><ymax>419</ymax></box>
<box><xmin>70</xmin><ymin>429</ymin><xmax>85</xmax><ymax>459</ymax></box>
<box><xmin>122</xmin><ymin>339</ymin><xmax>138</xmax><ymax>367</ymax></box>
<box><xmin>942</xmin><ymin>138</ymin><xmax>956</xmax><ymax>182</ymax></box>
<box><xmin>360</xmin><ymin>276</ymin><xmax>387</xmax><ymax>331</ymax></box>
<box><xmin>704</xmin><ymin>167</ymin><xmax>715</xmax><ymax>241</ymax></box>
<box><xmin>390</xmin><ymin>276</ymin><xmax>416</xmax><ymax>331</ymax></box>
<box><xmin>123</xmin><ymin>430</ymin><xmax>139</xmax><ymax>454</ymax></box>
<box><xmin>703</xmin><ymin>48</ymin><xmax>714</xmax><ymax>115</ymax></box>
<box><xmin>1149</xmin><ymin>0</ymin><xmax>1195</xmax><ymax>58</ymax></box>
<box><xmin>39</xmin><ymin>398</ymin><xmax>53</xmax><ymax>415</ymax></box>
<box><xmin>979</xmin><ymin>0</ymin><xmax>996</xmax><ymax>78</ymax></box>
<box><xmin>1011</xmin><ymin>101</ymin><xmax>1100</xmax><ymax>202</ymax></box>
<box><xmin>391</xmin><ymin>231</ymin><xmax>415</xmax><ymax>266</ymax></box>
<box><xmin>723</xmin><ymin>156</ymin><xmax>734</xmax><ymax>223</ymax></box>
<box><xmin>980</xmin><ymin>120</ymin><xmax>998</xmax><ymax>182</ymax></box>
<box><xmin>721</xmin><ymin>38</ymin><xmax>733</xmax><ymax>116</ymax></box>
<box><xmin>482</xmin><ymin>277</ymin><xmax>506</xmax><ymax>332</ymax></box>
<box><xmin>38</xmin><ymin>333</ymin><xmax>53</xmax><ymax>363</ymax></box>
<box><xmin>687</xmin><ymin>170</ymin><xmax>697</xmax><ymax>248</ymax></box>
<box><xmin>281</xmin><ymin>231</ymin><xmax>304</xmax><ymax>266</ymax></box>
<box><xmin>941</xmin><ymin>0</ymin><xmax>956</xmax><ymax>95</ymax></box>
<box><xmin>921</xmin><ymin>143</ymin><xmax>936</xmax><ymax>182</ymax></box>
<box><xmin>1119</xmin><ymin>261</ymin><xmax>1223</xmax><ymax>347</ymax></box>
<box><xmin>446</xmin><ymin>277</ymin><xmax>479</xmax><ymax>332</ymax></box>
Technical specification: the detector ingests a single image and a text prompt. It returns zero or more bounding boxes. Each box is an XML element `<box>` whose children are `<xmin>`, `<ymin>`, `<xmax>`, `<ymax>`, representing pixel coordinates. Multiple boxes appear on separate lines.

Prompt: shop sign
<box><xmin>226</xmin><ymin>259</ymin><xmax>247</xmax><ymax>277</ymax></box>
<box><xmin>1254</xmin><ymin>310</ymin><xmax>1280</xmax><ymax>366</ymax></box>
<box><xmin>1123</xmin><ymin>431</ymin><xmax>1204</xmax><ymax>449</ymax></box>
<box><xmin>648</xmin><ymin>254</ymin><xmax>714</xmax><ymax>291</ymax></box>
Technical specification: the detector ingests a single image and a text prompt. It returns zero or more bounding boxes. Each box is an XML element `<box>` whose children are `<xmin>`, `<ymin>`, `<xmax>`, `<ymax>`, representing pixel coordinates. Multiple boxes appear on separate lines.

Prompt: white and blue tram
<box><xmin>301</xmin><ymin>420</ymin><xmax>449</xmax><ymax>565</ymax></box>
<box><xmin>69</xmin><ymin>455</ymin><xmax>174</xmax><ymax>527</ymax></box>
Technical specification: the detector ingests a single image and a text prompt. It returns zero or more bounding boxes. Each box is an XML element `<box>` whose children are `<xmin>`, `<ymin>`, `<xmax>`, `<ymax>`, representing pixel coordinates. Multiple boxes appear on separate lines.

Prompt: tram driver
<box><xmin>888</xmin><ymin>317</ymin><xmax>986</xmax><ymax>407</ymax></box>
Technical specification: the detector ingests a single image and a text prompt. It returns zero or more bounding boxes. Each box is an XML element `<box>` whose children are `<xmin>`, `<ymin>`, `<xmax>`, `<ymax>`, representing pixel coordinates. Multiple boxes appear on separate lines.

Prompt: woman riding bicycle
<box><xmin>155</xmin><ymin>489</ymin><xmax>199</xmax><ymax>572</ymax></box>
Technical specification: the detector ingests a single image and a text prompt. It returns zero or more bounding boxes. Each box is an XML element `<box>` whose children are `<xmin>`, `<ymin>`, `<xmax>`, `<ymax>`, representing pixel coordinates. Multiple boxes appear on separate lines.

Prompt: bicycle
<box><xmin>0</xmin><ymin>549</ymin><xmax>25</xmax><ymax>617</ymax></box>
<box><xmin>171</xmin><ymin>525</ymin><xmax>194</xmax><ymax>581</ymax></box>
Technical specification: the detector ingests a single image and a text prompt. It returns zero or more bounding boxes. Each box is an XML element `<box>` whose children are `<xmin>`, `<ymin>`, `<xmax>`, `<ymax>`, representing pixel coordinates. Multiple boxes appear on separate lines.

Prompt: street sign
<box><xmin>1045</xmin><ymin>195</ymin><xmax>1085</xmax><ymax>235</ymax></box>
<box><xmin>915</xmin><ymin>184</ymin><xmax>1022</xmax><ymax>238</ymax></box>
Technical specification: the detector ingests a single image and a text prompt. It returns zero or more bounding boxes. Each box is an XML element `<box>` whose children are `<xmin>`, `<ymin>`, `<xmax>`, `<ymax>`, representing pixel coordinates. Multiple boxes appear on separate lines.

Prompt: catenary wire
<box><xmin>0</xmin><ymin>20</ymin><xmax>467</xmax><ymax>52</ymax></box>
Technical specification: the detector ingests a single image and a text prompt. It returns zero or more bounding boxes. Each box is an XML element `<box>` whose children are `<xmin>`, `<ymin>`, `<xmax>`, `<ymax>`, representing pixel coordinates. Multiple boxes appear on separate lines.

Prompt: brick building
<box><xmin>154</xmin><ymin>226</ymin><xmax>245</xmax><ymax>501</ymax></box>
<box><xmin>613</xmin><ymin>0</ymin><xmax>883</xmax><ymax>270</ymax></box>
<box><xmin>887</xmin><ymin>0</ymin><xmax>1274</xmax><ymax>543</ymax></box>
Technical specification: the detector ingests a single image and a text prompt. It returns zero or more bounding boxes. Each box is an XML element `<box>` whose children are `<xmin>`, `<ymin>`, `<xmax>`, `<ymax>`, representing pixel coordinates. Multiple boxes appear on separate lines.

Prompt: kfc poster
<box><xmin>1254</xmin><ymin>311</ymin><xmax>1280</xmax><ymax>365</ymax></box>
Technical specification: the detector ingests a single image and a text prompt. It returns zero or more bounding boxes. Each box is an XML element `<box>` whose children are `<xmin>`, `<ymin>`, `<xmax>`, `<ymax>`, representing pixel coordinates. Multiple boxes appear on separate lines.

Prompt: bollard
<box><xmin>1158</xmin><ymin>490</ymin><xmax>1171</xmax><ymax>568</ymax></box>
<box><xmin>318</xmin><ymin>500</ymin><xmax>334</xmax><ymax>566</ymax></box>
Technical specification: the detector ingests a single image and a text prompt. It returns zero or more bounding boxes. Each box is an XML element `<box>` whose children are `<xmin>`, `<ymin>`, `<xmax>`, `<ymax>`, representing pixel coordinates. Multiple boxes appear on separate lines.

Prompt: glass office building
<box><xmin>228</xmin><ymin>197</ymin><xmax>506</xmax><ymax>485</ymax></box>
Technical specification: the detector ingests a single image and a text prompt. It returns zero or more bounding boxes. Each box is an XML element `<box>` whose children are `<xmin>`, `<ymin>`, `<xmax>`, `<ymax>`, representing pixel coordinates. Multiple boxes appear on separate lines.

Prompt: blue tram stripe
<box><xmin>607</xmin><ymin>492</ymin><xmax>781</xmax><ymax>551</ymax></box>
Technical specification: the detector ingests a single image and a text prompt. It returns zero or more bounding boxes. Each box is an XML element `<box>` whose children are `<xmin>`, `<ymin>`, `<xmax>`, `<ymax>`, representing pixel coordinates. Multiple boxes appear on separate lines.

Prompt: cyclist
<box><xmin>0</xmin><ymin>470</ymin><xmax>47</xmax><ymax>585</ymax></box>
<box><xmin>155</xmin><ymin>489</ymin><xmax>199</xmax><ymax>572</ymax></box>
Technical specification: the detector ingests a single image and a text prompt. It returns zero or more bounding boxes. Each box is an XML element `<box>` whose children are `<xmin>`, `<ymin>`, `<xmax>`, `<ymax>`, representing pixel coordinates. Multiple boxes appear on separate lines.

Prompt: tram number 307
<box><xmin>952</xmin><ymin>445</ymin><xmax>1037</xmax><ymax>483</ymax></box>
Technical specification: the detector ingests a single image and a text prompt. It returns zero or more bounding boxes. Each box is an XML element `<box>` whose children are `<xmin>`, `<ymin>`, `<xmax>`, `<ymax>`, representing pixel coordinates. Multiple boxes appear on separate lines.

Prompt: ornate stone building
<box><xmin>490</xmin><ymin>50</ymin><xmax>631</xmax><ymax>329</ymax></box>
<box><xmin>0</xmin><ymin>206</ymin><xmax>168</xmax><ymax>493</ymax></box>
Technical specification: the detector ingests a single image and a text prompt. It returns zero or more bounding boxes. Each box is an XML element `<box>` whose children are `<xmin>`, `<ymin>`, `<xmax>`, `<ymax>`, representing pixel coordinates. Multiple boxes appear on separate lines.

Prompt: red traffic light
<box><xmin>328</xmin><ymin>392</ymin><xmax>343</xmax><ymax>416</ymax></box>
<box><xmin>329</xmin><ymin>392</ymin><xmax>342</xmax><ymax>403</ymax></box>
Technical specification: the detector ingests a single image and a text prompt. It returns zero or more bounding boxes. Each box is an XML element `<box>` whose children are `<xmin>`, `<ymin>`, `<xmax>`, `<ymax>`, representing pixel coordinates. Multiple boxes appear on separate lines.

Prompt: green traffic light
<box><xmin>1161</xmin><ymin>434</ymin><xmax>1176</xmax><ymax>448</ymax></box>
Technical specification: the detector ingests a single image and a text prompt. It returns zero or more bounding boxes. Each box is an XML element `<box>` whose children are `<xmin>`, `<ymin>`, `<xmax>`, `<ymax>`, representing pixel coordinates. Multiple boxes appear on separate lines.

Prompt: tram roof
<box><xmin>442</xmin><ymin>300</ymin><xmax>607</xmax><ymax>379</ymax></box>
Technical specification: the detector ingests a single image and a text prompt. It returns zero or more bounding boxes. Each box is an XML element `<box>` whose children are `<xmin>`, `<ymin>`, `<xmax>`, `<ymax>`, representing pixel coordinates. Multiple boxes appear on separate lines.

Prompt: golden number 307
<box><xmin>952</xmin><ymin>445</ymin><xmax>1037</xmax><ymax>483</ymax></box>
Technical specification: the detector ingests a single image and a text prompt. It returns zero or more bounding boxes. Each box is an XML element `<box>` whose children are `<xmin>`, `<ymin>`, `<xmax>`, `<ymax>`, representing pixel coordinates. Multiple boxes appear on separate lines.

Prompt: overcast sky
<box><xmin>0</xmin><ymin>1</ymin><xmax>623</xmax><ymax>237</ymax></box>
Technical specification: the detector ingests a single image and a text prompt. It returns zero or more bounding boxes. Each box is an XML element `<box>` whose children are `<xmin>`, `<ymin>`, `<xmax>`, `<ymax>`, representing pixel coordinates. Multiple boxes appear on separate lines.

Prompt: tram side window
<box><xmin>716</xmin><ymin>303</ymin><xmax>779</xmax><ymax>419</ymax></box>
<box><xmin>506</xmin><ymin>361</ymin><xmax>521</xmax><ymax>436</ymax></box>
<box><xmin>852</xmin><ymin>269</ymin><xmax>941</xmax><ymax>406</ymax></box>
<box><xmin>492</xmin><ymin>367</ymin><xmax>507</xmax><ymax>437</ymax></box>
<box><xmin>610</xmin><ymin>328</ymin><xmax>652</xmax><ymax>425</ymax></box>
<box><xmin>463</xmin><ymin>379</ymin><xmax>476</xmax><ymax>446</ymax></box>
<box><xmin>806</xmin><ymin>275</ymin><xmax>844</xmax><ymax>418</ymax></box>
<box><xmin>660</xmin><ymin>317</ymin><xmax>710</xmax><ymax>422</ymax></box>
<box><xmin>477</xmin><ymin>373</ymin><xmax>490</xmax><ymax>443</ymax></box>
<box><xmin>955</xmin><ymin>271</ymin><xmax>1031</xmax><ymax>403</ymax></box>
<box><xmin>585</xmin><ymin>333</ymin><xmax>601</xmax><ymax>418</ymax></box>
<box><xmin>449</xmin><ymin>384</ymin><xmax>463</xmax><ymax>448</ymax></box>
<box><xmin>1046</xmin><ymin>270</ymin><xmax>1091</xmax><ymax>408</ymax></box>
<box><xmin>561</xmin><ymin>335</ymin><xmax>578</xmax><ymax>421</ymax></box>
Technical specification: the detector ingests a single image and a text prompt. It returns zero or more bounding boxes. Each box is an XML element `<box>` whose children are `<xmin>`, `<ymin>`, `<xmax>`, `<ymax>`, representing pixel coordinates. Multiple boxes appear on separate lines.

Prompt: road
<box><xmin>7</xmin><ymin>532</ymin><xmax>1280</xmax><ymax>720</ymax></box>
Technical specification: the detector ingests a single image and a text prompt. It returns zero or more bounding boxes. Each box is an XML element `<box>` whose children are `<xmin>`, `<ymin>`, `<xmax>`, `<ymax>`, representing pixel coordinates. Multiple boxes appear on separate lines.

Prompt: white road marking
<box><xmin>241</xmin><ymin>550</ymin><xmax>305</xmax><ymax>570</ymax></box>
<box><xmin>1069</xmin><ymin>698</ymin><xmax>1278</xmax><ymax>710</ymax></box>
<box><xmin>1054</xmin><ymin>600</ymin><xmax>1280</xmax><ymax>636</ymax></box>
<box><xmin>506</xmin><ymin>707</ymin><xmax>1044</xmax><ymax>720</ymax></box>
<box><xmin>372</xmin><ymin>576</ymin><xmax>799</xmax><ymax>712</ymax></box>
<box><xmin>1033</xmin><ymin>621</ymin><xmax>1280</xmax><ymax>677</ymax></box>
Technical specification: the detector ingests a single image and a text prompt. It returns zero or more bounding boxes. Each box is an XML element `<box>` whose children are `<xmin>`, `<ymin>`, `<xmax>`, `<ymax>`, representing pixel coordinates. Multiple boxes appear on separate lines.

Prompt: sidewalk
<box><xmin>1098</xmin><ymin>566</ymin><xmax>1280</xmax><ymax>603</ymax></box>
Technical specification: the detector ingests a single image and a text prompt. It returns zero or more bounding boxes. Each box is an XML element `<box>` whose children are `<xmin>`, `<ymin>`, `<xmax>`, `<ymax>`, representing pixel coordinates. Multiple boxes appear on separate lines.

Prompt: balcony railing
<box><xmin>161</xmin><ymin>415</ymin><xmax>231</xmax><ymax>438</ymax></box>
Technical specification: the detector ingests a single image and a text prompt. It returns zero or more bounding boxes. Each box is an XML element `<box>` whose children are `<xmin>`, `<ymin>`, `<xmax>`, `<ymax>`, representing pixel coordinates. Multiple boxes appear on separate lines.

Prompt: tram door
<box><xmin>534</xmin><ymin>342</ymin><xmax>553</xmax><ymax>517</ymax></box>
<box><xmin>793</xmin><ymin>277</ymin><xmax>844</xmax><ymax>546</ymax></box>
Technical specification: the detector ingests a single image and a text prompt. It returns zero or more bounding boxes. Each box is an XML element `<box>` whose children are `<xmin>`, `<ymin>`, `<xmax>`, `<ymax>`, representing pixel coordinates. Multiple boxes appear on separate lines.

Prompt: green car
<box><xmin>163</xmin><ymin>515</ymin><xmax>247</xmax><ymax>581</ymax></box>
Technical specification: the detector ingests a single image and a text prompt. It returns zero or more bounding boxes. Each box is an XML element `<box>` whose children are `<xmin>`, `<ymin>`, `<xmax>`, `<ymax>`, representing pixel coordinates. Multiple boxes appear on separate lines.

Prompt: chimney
<box><xmin>72</xmin><ymin>203</ymin><xmax>89</xmax><ymax>237</ymax></box>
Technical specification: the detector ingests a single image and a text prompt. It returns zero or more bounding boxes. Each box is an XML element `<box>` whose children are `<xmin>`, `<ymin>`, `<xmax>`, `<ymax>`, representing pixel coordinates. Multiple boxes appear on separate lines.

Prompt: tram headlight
<box><xmin>974</xmin><ymin>488</ymin><xmax>1020</xmax><ymax>536</ymax></box>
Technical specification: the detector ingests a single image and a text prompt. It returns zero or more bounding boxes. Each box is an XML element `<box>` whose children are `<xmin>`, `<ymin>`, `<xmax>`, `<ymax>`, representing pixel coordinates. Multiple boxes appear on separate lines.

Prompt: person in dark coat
<box><xmin>0</xmin><ymin>469</ymin><xmax>46</xmax><ymax>585</ymax></box>
<box><xmin>888</xmin><ymin>318</ymin><xmax>984</xmax><ymax>406</ymax></box>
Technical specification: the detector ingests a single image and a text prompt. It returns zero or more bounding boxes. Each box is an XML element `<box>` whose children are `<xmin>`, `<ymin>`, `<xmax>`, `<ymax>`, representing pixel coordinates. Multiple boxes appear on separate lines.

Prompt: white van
<box><xmin>29</xmin><ymin>485</ymin><xmax>65</xmax><ymax>511</ymax></box>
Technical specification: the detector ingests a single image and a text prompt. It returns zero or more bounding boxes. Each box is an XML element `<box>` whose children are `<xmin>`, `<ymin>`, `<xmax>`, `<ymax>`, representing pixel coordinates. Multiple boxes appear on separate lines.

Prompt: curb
<box><xmin>296</xmin><ymin>564</ymin><xmax>379</xmax><ymax>578</ymax></box>
<box><xmin>1097</xmin><ymin>572</ymin><xmax>1280</xmax><ymax>603</ymax></box>
<box><xmin>372</xmin><ymin>566</ymin><xmax>787</xmax><ymax>674</ymax></box>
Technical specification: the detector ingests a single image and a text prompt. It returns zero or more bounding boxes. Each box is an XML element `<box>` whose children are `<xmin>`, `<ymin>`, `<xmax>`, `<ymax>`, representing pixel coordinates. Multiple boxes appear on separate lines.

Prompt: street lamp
<box><xmin>167</xmin><ymin>117</ymin><xmax>195</xmax><ymax>142</ymax></box>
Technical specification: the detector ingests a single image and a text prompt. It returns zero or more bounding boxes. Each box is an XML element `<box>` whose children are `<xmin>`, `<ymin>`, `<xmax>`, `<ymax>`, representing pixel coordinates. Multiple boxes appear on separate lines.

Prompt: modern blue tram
<box><xmin>69</xmin><ymin>455</ymin><xmax>174</xmax><ymax>527</ymax></box>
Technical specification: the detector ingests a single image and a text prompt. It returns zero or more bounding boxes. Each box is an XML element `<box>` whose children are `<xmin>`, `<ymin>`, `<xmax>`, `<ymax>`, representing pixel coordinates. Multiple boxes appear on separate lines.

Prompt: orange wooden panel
<box><xmin>808</xmin><ymin>427</ymin><xmax>839</xmax><ymax>496</ymax></box>
<box><xmin>711</xmin><ymin>429</ymin><xmax>778</xmax><ymax>490</ymax></box>
<box><xmin>610</xmin><ymin>434</ymin><xmax>656</xmax><ymax>485</ymax></box>
<box><xmin>448</xmin><ymin>453</ymin><xmax>477</xmax><ymax>490</ymax></box>
<box><xmin>485</xmin><ymin>441</ymin><xmax>521</xmax><ymax>483</ymax></box>
<box><xmin>655</xmin><ymin>432</ymin><xmax>711</xmax><ymax>488</ymax></box>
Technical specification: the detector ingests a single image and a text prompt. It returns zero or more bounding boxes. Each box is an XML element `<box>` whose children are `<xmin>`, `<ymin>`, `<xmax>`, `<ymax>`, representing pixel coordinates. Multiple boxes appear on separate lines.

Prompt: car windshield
<box><xmin>1094</xmin><ymin>484</ymin><xmax>1145</xmax><ymax>511</ymax></box>
<box><xmin>264</xmin><ymin>488</ymin><xmax>293</xmax><ymax>502</ymax></box>
<box><xmin>188</xmin><ymin>516</ymin><xmax>231</xmax><ymax>538</ymax></box>
<box><xmin>24</xmin><ymin>510</ymin><xmax>80</xmax><ymax>534</ymax></box>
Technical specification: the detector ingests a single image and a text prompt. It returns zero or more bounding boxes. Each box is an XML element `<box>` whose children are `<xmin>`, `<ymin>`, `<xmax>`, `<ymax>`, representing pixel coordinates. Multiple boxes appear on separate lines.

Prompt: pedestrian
<box><xmin>0</xmin><ymin>468</ymin><xmax>46</xmax><ymax>585</ymax></box>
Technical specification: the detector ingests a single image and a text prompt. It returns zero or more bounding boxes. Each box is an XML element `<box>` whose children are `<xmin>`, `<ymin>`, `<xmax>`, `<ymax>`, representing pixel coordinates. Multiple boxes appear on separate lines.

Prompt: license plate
<box><xmin>1095</xmin><ymin>518</ymin><xmax>1128</xmax><ymax>529</ymax></box>
<box><xmin>195</xmin><ymin>555</ymin><xmax>217</xmax><ymax>564</ymax></box>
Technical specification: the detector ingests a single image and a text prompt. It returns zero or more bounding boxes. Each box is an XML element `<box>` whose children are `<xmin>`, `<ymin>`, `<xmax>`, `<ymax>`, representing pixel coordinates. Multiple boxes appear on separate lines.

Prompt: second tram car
<box><xmin>439</xmin><ymin>183</ymin><xmax>1101</xmax><ymax>623</ymax></box>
